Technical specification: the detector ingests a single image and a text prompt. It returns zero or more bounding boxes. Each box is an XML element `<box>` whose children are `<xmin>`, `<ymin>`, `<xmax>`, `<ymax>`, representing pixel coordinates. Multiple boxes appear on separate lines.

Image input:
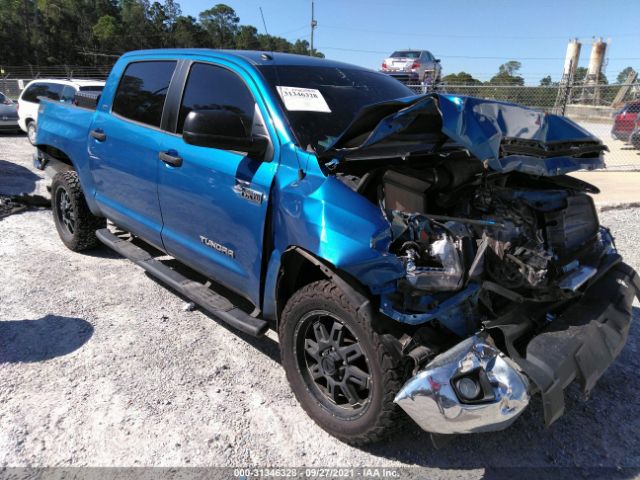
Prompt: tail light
<box><xmin>411</xmin><ymin>62</ymin><xmax>420</xmax><ymax>70</ymax></box>
<box><xmin>381</xmin><ymin>62</ymin><xmax>387</xmax><ymax>70</ymax></box>
<box><xmin>15</xmin><ymin>102</ymin><xmax>19</xmax><ymax>111</ymax></box>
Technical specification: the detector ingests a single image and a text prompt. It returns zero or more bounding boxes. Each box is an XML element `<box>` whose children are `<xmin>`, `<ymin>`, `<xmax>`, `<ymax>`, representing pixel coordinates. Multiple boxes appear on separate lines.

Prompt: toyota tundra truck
<box><xmin>34</xmin><ymin>49</ymin><xmax>639</xmax><ymax>445</ymax></box>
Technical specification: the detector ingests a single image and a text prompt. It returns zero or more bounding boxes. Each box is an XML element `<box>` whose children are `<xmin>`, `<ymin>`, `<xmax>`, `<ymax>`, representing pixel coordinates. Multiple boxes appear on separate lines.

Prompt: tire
<box><xmin>26</xmin><ymin>121</ymin><xmax>37</xmax><ymax>145</ymax></box>
<box><xmin>51</xmin><ymin>170</ymin><xmax>105</xmax><ymax>251</ymax></box>
<box><xmin>279</xmin><ymin>280</ymin><xmax>406</xmax><ymax>445</ymax></box>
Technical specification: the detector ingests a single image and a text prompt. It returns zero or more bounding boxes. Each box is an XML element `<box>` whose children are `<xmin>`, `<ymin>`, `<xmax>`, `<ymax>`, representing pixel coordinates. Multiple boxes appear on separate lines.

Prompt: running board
<box><xmin>96</xmin><ymin>228</ymin><xmax>269</xmax><ymax>337</ymax></box>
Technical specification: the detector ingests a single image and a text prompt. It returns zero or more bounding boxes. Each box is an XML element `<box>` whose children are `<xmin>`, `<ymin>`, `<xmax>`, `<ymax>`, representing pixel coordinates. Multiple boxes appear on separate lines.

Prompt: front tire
<box><xmin>51</xmin><ymin>171</ymin><xmax>105</xmax><ymax>251</ymax></box>
<box><xmin>26</xmin><ymin>121</ymin><xmax>37</xmax><ymax>145</ymax></box>
<box><xmin>279</xmin><ymin>280</ymin><xmax>405</xmax><ymax>445</ymax></box>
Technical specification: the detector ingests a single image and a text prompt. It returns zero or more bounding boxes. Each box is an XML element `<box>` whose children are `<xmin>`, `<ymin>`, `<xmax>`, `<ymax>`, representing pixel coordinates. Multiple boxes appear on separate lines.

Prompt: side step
<box><xmin>96</xmin><ymin>228</ymin><xmax>269</xmax><ymax>337</ymax></box>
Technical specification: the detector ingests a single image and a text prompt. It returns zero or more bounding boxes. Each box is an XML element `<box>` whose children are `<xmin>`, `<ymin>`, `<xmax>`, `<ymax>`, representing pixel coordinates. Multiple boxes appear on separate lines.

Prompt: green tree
<box><xmin>93</xmin><ymin>15</ymin><xmax>119</xmax><ymax>45</ymax></box>
<box><xmin>499</xmin><ymin>61</ymin><xmax>521</xmax><ymax>76</ymax></box>
<box><xmin>0</xmin><ymin>0</ymin><xmax>323</xmax><ymax>67</ymax></box>
<box><xmin>489</xmin><ymin>61</ymin><xmax>524</xmax><ymax>85</ymax></box>
<box><xmin>173</xmin><ymin>15</ymin><xmax>207</xmax><ymax>47</ymax></box>
<box><xmin>441</xmin><ymin>71</ymin><xmax>482</xmax><ymax>85</ymax></box>
<box><xmin>616</xmin><ymin>66</ymin><xmax>636</xmax><ymax>84</ymax></box>
<box><xmin>120</xmin><ymin>0</ymin><xmax>153</xmax><ymax>50</ymax></box>
<box><xmin>199</xmin><ymin>3</ymin><xmax>239</xmax><ymax>48</ymax></box>
<box><xmin>574</xmin><ymin>66</ymin><xmax>608</xmax><ymax>84</ymax></box>
<box><xmin>539</xmin><ymin>75</ymin><xmax>552</xmax><ymax>86</ymax></box>
<box><xmin>235</xmin><ymin>25</ymin><xmax>260</xmax><ymax>50</ymax></box>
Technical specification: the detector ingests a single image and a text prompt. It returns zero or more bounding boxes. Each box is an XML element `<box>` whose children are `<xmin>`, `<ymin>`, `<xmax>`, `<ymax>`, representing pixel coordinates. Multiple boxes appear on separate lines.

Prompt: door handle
<box><xmin>159</xmin><ymin>150</ymin><xmax>183</xmax><ymax>167</ymax></box>
<box><xmin>90</xmin><ymin>129</ymin><xmax>106</xmax><ymax>141</ymax></box>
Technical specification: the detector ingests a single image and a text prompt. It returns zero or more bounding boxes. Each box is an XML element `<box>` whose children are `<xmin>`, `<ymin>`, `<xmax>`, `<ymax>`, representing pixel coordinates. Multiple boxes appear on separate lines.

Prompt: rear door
<box><xmin>88</xmin><ymin>60</ymin><xmax>177</xmax><ymax>248</ymax></box>
<box><xmin>157</xmin><ymin>61</ymin><xmax>279</xmax><ymax>303</ymax></box>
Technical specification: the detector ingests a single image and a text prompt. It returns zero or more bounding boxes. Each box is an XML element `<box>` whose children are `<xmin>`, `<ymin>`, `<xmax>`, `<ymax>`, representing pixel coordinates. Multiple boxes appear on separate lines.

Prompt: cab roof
<box><xmin>121</xmin><ymin>49</ymin><xmax>368</xmax><ymax>71</ymax></box>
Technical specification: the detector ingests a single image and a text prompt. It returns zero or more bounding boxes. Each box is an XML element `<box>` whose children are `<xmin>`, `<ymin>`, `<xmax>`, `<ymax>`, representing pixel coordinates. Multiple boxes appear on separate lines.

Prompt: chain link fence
<box><xmin>1</xmin><ymin>64</ymin><xmax>639</xmax><ymax>170</ymax></box>
<box><xmin>0</xmin><ymin>65</ymin><xmax>111</xmax><ymax>99</ymax></box>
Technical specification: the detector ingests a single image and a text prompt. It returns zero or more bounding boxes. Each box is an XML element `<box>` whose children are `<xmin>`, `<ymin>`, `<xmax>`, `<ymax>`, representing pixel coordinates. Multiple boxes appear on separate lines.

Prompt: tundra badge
<box><xmin>200</xmin><ymin>235</ymin><xmax>235</xmax><ymax>258</ymax></box>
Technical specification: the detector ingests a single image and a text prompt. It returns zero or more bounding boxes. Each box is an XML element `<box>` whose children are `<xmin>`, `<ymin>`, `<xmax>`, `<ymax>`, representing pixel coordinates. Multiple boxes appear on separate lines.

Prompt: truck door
<box><xmin>157</xmin><ymin>62</ymin><xmax>279</xmax><ymax>305</ymax></box>
<box><xmin>88</xmin><ymin>60</ymin><xmax>177</xmax><ymax>248</ymax></box>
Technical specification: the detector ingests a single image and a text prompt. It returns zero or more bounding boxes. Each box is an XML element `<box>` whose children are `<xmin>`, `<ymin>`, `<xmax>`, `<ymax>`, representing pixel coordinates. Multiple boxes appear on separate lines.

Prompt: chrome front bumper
<box><xmin>394</xmin><ymin>260</ymin><xmax>639</xmax><ymax>435</ymax></box>
<box><xmin>394</xmin><ymin>335</ymin><xmax>530</xmax><ymax>435</ymax></box>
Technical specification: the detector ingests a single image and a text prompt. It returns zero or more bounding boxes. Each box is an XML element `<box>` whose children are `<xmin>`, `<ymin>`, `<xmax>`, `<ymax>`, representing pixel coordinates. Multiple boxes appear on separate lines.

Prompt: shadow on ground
<box><xmin>0</xmin><ymin>158</ymin><xmax>41</xmax><ymax>196</ymax></box>
<box><xmin>143</xmin><ymin>269</ymin><xmax>282</xmax><ymax>365</ymax></box>
<box><xmin>0</xmin><ymin>132</ymin><xmax>26</xmax><ymax>139</ymax></box>
<box><xmin>355</xmin><ymin>306</ymin><xmax>640</xmax><ymax>470</ymax></box>
<box><xmin>0</xmin><ymin>315</ymin><xmax>94</xmax><ymax>363</ymax></box>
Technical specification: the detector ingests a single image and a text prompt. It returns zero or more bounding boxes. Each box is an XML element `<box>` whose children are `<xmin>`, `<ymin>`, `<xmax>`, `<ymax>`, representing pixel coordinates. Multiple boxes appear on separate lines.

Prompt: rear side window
<box><xmin>0</xmin><ymin>93</ymin><xmax>6</xmax><ymax>103</ymax></box>
<box><xmin>177</xmin><ymin>63</ymin><xmax>255</xmax><ymax>134</ymax></box>
<box><xmin>112</xmin><ymin>61</ymin><xmax>177</xmax><ymax>128</ymax></box>
<box><xmin>391</xmin><ymin>51</ymin><xmax>420</xmax><ymax>59</ymax></box>
<box><xmin>627</xmin><ymin>104</ymin><xmax>640</xmax><ymax>113</ymax></box>
<box><xmin>61</xmin><ymin>86</ymin><xmax>76</xmax><ymax>103</ymax></box>
<box><xmin>79</xmin><ymin>85</ymin><xmax>104</xmax><ymax>92</ymax></box>
<box><xmin>21</xmin><ymin>82</ymin><xmax>63</xmax><ymax>103</ymax></box>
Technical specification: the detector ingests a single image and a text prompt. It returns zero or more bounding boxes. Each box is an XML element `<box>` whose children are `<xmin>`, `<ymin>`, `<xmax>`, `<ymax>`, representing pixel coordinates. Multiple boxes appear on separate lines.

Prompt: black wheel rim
<box><xmin>294</xmin><ymin>310</ymin><xmax>372</xmax><ymax>419</ymax></box>
<box><xmin>56</xmin><ymin>187</ymin><xmax>76</xmax><ymax>235</ymax></box>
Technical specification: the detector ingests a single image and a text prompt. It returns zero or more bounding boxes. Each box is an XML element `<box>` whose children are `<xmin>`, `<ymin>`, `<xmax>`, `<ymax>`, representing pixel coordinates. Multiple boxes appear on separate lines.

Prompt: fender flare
<box><xmin>271</xmin><ymin>246</ymin><xmax>374</xmax><ymax>329</ymax></box>
<box><xmin>274</xmin><ymin>246</ymin><xmax>405</xmax><ymax>361</ymax></box>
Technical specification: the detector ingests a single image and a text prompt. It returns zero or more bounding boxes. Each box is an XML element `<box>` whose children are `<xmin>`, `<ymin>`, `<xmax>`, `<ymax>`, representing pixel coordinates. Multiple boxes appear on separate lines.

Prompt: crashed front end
<box><xmin>394</xmin><ymin>260</ymin><xmax>639</xmax><ymax>434</ymax></box>
<box><xmin>323</xmin><ymin>94</ymin><xmax>640</xmax><ymax>435</ymax></box>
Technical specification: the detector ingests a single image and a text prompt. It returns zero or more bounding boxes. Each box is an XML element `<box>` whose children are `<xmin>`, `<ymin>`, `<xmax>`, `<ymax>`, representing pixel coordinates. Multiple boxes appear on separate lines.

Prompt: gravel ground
<box><xmin>1</xmin><ymin>133</ymin><xmax>639</xmax><ymax>474</ymax></box>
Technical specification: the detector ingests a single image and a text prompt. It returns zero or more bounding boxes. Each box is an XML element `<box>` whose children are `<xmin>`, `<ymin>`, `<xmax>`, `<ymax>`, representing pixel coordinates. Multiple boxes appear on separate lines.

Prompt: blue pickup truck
<box><xmin>34</xmin><ymin>49</ymin><xmax>639</xmax><ymax>445</ymax></box>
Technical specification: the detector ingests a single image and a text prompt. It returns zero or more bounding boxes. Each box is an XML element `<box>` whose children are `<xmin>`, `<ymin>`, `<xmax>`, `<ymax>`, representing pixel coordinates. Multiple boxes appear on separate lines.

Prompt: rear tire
<box><xmin>279</xmin><ymin>280</ymin><xmax>406</xmax><ymax>445</ymax></box>
<box><xmin>51</xmin><ymin>171</ymin><xmax>105</xmax><ymax>251</ymax></box>
<box><xmin>26</xmin><ymin>121</ymin><xmax>37</xmax><ymax>145</ymax></box>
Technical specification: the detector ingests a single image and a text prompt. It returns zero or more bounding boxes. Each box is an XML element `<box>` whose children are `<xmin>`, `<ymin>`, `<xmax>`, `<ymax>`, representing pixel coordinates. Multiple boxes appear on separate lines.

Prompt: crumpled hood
<box><xmin>319</xmin><ymin>94</ymin><xmax>606</xmax><ymax>176</ymax></box>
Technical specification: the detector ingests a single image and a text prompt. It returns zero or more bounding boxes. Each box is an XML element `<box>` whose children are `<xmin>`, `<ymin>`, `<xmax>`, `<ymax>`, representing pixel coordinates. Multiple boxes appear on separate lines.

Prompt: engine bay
<box><xmin>335</xmin><ymin>151</ymin><xmax>609</xmax><ymax>336</ymax></box>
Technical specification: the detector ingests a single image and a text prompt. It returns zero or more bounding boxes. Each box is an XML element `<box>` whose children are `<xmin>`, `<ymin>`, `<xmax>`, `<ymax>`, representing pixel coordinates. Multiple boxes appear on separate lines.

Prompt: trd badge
<box><xmin>234</xmin><ymin>183</ymin><xmax>263</xmax><ymax>205</ymax></box>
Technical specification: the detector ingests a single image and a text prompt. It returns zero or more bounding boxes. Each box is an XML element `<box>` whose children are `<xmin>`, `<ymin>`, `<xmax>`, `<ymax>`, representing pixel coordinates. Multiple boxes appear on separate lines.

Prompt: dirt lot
<box><xmin>1</xmin><ymin>133</ymin><xmax>639</xmax><ymax>474</ymax></box>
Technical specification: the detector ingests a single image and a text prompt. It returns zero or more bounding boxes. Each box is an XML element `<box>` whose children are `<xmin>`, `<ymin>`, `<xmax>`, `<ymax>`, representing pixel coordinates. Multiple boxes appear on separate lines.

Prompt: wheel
<box><xmin>51</xmin><ymin>170</ymin><xmax>105</xmax><ymax>251</ymax></box>
<box><xmin>279</xmin><ymin>280</ymin><xmax>406</xmax><ymax>445</ymax></box>
<box><xmin>26</xmin><ymin>121</ymin><xmax>37</xmax><ymax>145</ymax></box>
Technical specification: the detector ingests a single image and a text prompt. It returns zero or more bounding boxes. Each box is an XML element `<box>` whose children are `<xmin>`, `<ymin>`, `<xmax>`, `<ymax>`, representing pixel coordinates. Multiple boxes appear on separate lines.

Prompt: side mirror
<box><xmin>435</xmin><ymin>58</ymin><xmax>441</xmax><ymax>63</ymax></box>
<box><xmin>183</xmin><ymin>109</ymin><xmax>268</xmax><ymax>158</ymax></box>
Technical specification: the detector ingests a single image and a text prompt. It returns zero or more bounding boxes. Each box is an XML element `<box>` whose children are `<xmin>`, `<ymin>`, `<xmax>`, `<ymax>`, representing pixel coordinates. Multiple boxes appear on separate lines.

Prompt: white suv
<box><xmin>18</xmin><ymin>79</ymin><xmax>105</xmax><ymax>144</ymax></box>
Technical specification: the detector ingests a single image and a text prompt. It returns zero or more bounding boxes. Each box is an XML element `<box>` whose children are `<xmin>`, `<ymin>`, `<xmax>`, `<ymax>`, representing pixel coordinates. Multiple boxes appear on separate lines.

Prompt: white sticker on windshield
<box><xmin>276</xmin><ymin>86</ymin><xmax>331</xmax><ymax>113</ymax></box>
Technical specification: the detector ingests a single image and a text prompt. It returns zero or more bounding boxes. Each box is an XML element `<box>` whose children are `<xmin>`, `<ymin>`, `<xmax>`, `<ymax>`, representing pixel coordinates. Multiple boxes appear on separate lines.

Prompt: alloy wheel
<box><xmin>295</xmin><ymin>310</ymin><xmax>372</xmax><ymax>418</ymax></box>
<box><xmin>56</xmin><ymin>187</ymin><xmax>76</xmax><ymax>235</ymax></box>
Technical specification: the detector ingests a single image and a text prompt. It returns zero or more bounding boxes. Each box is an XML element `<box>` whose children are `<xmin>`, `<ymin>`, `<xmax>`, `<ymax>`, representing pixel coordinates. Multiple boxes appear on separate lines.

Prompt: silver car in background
<box><xmin>0</xmin><ymin>92</ymin><xmax>20</xmax><ymax>133</ymax></box>
<box><xmin>380</xmin><ymin>50</ymin><xmax>442</xmax><ymax>85</ymax></box>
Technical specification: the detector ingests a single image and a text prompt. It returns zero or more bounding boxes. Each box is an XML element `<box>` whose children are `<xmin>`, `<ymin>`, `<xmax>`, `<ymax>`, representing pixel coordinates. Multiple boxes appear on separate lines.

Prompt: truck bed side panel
<box><xmin>36</xmin><ymin>100</ymin><xmax>100</xmax><ymax>213</ymax></box>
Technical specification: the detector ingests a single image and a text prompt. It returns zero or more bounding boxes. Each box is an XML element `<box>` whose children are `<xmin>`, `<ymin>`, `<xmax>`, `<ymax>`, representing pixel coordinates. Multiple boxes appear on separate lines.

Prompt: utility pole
<box><xmin>310</xmin><ymin>1</ymin><xmax>317</xmax><ymax>56</ymax></box>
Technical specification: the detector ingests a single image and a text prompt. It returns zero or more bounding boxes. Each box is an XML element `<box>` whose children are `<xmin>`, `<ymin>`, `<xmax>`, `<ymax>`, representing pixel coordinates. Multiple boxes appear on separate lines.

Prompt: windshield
<box><xmin>391</xmin><ymin>51</ymin><xmax>420</xmax><ymax>59</ymax></box>
<box><xmin>258</xmin><ymin>65</ymin><xmax>415</xmax><ymax>152</ymax></box>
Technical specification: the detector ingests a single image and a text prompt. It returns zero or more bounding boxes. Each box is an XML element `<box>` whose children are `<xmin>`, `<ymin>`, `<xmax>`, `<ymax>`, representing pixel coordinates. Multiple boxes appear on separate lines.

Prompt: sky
<box><xmin>181</xmin><ymin>0</ymin><xmax>640</xmax><ymax>85</ymax></box>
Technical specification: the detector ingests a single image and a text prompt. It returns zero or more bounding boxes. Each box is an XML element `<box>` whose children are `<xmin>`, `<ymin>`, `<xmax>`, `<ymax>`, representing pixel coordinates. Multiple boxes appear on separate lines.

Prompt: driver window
<box><xmin>177</xmin><ymin>63</ymin><xmax>255</xmax><ymax>135</ymax></box>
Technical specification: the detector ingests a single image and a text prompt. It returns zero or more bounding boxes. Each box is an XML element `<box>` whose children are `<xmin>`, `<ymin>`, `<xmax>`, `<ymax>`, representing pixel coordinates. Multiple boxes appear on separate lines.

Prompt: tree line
<box><xmin>0</xmin><ymin>1</ymin><xmax>322</xmax><ymax>67</ymax></box>
<box><xmin>443</xmin><ymin>61</ymin><xmax>636</xmax><ymax>86</ymax></box>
